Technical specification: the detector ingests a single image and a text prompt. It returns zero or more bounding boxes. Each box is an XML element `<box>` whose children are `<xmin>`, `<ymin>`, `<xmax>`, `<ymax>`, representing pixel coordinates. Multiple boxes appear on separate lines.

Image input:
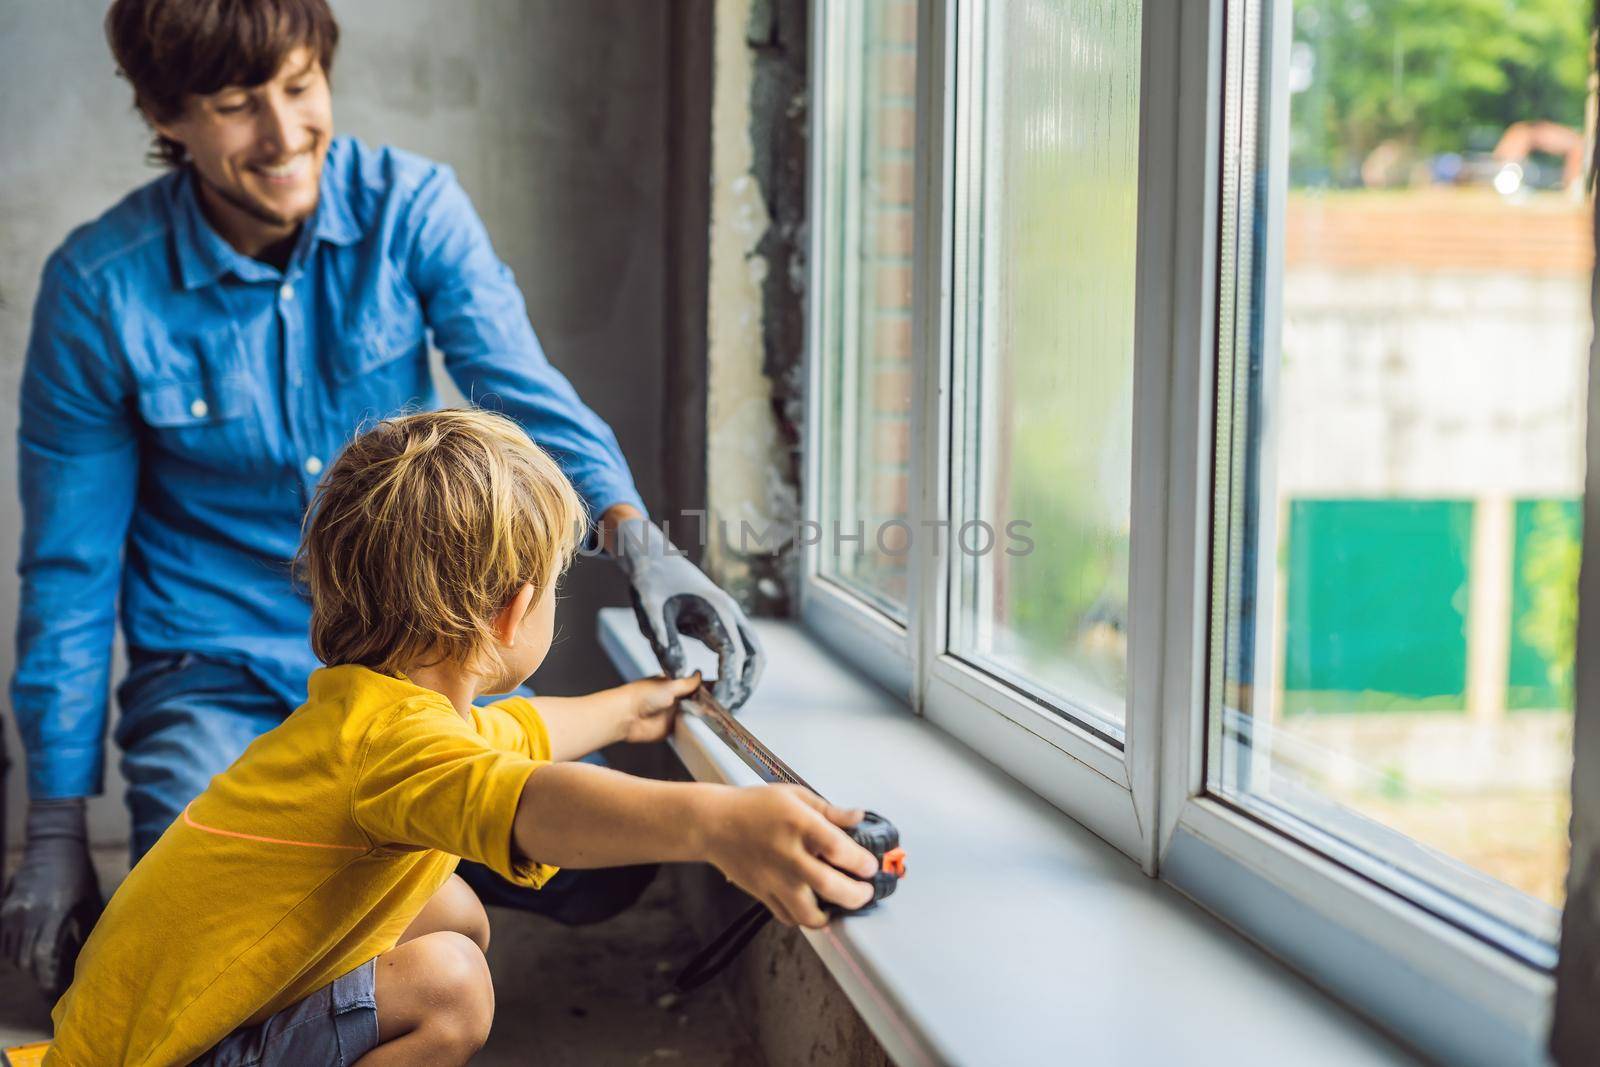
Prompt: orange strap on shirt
<box><xmin>182</xmin><ymin>802</ymin><xmax>367</xmax><ymax>852</ymax></box>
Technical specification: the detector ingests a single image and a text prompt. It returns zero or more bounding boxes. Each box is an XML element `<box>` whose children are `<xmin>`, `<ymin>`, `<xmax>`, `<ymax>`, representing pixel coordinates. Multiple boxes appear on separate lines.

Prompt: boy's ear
<box><xmin>493</xmin><ymin>583</ymin><xmax>537</xmax><ymax>645</ymax></box>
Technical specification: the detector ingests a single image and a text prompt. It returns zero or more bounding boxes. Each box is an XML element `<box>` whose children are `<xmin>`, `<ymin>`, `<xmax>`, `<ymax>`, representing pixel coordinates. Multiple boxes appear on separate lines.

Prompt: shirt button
<box><xmin>304</xmin><ymin>456</ymin><xmax>323</xmax><ymax>475</ymax></box>
<box><xmin>280</xmin><ymin>284</ymin><xmax>295</xmax><ymax>301</ymax></box>
<box><xmin>189</xmin><ymin>398</ymin><xmax>208</xmax><ymax>418</ymax></box>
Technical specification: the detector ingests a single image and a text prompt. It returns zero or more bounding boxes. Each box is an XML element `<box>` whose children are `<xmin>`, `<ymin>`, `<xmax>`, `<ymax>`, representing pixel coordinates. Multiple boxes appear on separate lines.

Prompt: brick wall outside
<box><xmin>833</xmin><ymin>0</ymin><xmax>918</xmax><ymax>613</ymax></box>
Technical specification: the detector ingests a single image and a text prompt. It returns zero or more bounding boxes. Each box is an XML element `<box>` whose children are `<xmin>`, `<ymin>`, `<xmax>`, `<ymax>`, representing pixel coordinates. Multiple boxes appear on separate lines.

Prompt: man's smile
<box><xmin>249</xmin><ymin>153</ymin><xmax>313</xmax><ymax>185</ymax></box>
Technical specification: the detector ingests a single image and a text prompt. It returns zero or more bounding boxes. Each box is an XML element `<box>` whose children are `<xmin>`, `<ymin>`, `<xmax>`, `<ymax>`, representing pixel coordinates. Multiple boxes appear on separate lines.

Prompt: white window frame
<box><xmin>803</xmin><ymin>0</ymin><xmax>917</xmax><ymax>705</ymax></box>
<box><xmin>804</xmin><ymin>0</ymin><xmax>1157</xmax><ymax>870</ymax></box>
<box><xmin>802</xmin><ymin>2</ymin><xmax>1565</xmax><ymax>1062</ymax></box>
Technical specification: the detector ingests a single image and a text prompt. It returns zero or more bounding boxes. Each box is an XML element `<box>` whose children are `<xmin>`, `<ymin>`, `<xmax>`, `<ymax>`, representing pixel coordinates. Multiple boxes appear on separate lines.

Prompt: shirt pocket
<box><xmin>136</xmin><ymin>375</ymin><xmax>267</xmax><ymax>474</ymax></box>
<box><xmin>331</xmin><ymin>297</ymin><xmax>432</xmax><ymax>420</ymax></box>
<box><xmin>334</xmin><ymin>296</ymin><xmax>428</xmax><ymax>383</ymax></box>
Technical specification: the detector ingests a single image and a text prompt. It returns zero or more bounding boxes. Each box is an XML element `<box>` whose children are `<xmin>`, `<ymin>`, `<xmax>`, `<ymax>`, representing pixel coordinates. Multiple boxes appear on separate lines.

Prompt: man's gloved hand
<box><xmin>612</xmin><ymin>518</ymin><xmax>766</xmax><ymax>710</ymax></box>
<box><xmin>0</xmin><ymin>797</ymin><xmax>103</xmax><ymax>999</ymax></box>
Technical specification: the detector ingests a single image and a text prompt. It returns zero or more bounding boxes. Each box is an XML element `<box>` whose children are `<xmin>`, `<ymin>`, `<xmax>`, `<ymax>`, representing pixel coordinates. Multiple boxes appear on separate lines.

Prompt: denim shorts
<box><xmin>193</xmin><ymin>958</ymin><xmax>380</xmax><ymax>1066</ymax></box>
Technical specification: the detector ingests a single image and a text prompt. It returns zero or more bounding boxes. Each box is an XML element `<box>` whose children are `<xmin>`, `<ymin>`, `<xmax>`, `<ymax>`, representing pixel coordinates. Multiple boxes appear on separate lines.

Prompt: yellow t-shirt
<box><xmin>47</xmin><ymin>665</ymin><xmax>558</xmax><ymax>1067</ymax></box>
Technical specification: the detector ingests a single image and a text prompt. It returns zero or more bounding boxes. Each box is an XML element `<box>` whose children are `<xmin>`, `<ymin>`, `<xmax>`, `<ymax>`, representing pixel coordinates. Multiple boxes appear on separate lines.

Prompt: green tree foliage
<box><xmin>1520</xmin><ymin>499</ymin><xmax>1582</xmax><ymax>700</ymax></box>
<box><xmin>1291</xmin><ymin>0</ymin><xmax>1591</xmax><ymax>183</ymax></box>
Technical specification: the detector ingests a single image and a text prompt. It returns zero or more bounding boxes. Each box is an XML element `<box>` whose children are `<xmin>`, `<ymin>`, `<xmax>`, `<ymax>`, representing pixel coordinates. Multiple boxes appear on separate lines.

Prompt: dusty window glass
<box><xmin>1208</xmin><ymin>0</ymin><xmax>1590</xmax><ymax>955</ymax></box>
<box><xmin>950</xmin><ymin>0</ymin><xmax>1142</xmax><ymax>734</ymax></box>
<box><xmin>818</xmin><ymin>0</ymin><xmax>919</xmax><ymax>621</ymax></box>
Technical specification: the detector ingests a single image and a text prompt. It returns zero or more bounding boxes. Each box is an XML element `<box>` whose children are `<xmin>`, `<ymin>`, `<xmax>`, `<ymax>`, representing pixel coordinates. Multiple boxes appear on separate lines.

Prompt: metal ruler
<box><xmin>677</xmin><ymin>681</ymin><xmax>905</xmax><ymax>893</ymax></box>
<box><xmin>680</xmin><ymin>682</ymin><xmax>816</xmax><ymax>791</ymax></box>
<box><xmin>670</xmin><ymin>680</ymin><xmax>907</xmax><ymax>994</ymax></box>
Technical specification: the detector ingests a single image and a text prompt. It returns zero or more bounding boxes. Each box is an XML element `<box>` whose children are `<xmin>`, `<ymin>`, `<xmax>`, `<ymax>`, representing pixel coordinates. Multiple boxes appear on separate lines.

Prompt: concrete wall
<box><xmin>0</xmin><ymin>0</ymin><xmax>668</xmax><ymax>846</ymax></box>
<box><xmin>1278</xmin><ymin>269</ymin><xmax>1588</xmax><ymax>499</ymax></box>
<box><xmin>702</xmin><ymin>0</ymin><xmax>806</xmax><ymax>612</ymax></box>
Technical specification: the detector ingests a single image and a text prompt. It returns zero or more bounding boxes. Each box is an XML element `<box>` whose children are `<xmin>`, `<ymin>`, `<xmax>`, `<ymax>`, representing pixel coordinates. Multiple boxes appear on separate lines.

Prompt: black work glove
<box><xmin>613</xmin><ymin>518</ymin><xmax>766</xmax><ymax>710</ymax></box>
<box><xmin>0</xmin><ymin>797</ymin><xmax>103</xmax><ymax>1000</ymax></box>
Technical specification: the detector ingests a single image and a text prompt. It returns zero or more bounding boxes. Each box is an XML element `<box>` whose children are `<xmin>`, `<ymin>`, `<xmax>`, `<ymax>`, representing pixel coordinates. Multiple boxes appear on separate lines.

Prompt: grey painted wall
<box><xmin>0</xmin><ymin>0</ymin><xmax>667</xmax><ymax>846</ymax></box>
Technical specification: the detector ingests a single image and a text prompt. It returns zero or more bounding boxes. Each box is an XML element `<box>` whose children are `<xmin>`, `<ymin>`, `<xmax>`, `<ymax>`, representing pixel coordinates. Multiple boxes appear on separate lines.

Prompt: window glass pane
<box><xmin>819</xmin><ymin>0</ymin><xmax>919</xmax><ymax>621</ymax></box>
<box><xmin>1210</xmin><ymin>0</ymin><xmax>1591</xmax><ymax>951</ymax></box>
<box><xmin>951</xmin><ymin>0</ymin><xmax>1142</xmax><ymax>732</ymax></box>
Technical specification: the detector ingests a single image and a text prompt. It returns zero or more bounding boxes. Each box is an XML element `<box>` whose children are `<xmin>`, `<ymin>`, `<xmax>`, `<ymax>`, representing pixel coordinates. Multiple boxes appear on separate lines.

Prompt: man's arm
<box><xmin>399</xmin><ymin>165</ymin><xmax>766</xmax><ymax>708</ymax></box>
<box><xmin>10</xmin><ymin>256</ymin><xmax>138</xmax><ymax>799</ymax></box>
<box><xmin>401</xmin><ymin>165</ymin><xmax>645</xmax><ymax>522</ymax></box>
<box><xmin>595</xmin><ymin>502</ymin><xmax>644</xmax><ymax>555</ymax></box>
<box><xmin>0</xmin><ymin>252</ymin><xmax>139</xmax><ymax>996</ymax></box>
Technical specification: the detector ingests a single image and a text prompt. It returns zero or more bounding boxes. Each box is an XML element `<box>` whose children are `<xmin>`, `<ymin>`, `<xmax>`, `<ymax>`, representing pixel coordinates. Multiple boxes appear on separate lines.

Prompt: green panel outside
<box><xmin>1507</xmin><ymin>498</ymin><xmax>1581</xmax><ymax>712</ymax></box>
<box><xmin>1282</xmin><ymin>499</ymin><xmax>1472</xmax><ymax>714</ymax></box>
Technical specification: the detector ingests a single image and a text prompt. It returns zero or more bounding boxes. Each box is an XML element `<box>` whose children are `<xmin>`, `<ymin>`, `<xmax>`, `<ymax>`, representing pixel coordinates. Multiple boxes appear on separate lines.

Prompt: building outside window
<box><xmin>1211</xmin><ymin>0</ymin><xmax>1592</xmax><ymax>946</ymax></box>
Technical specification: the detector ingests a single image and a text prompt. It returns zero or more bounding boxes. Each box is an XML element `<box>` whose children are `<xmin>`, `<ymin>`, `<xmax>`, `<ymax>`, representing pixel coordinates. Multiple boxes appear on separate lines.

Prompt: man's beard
<box><xmin>197</xmin><ymin>167</ymin><xmax>308</xmax><ymax>229</ymax></box>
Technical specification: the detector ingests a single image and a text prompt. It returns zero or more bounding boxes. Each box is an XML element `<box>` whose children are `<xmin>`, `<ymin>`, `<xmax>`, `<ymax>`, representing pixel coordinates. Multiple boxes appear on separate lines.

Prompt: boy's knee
<box><xmin>414</xmin><ymin>932</ymin><xmax>494</xmax><ymax>1051</ymax></box>
<box><xmin>454</xmin><ymin>883</ymin><xmax>491</xmax><ymax>953</ymax></box>
<box><xmin>468</xmin><ymin>908</ymin><xmax>490</xmax><ymax>954</ymax></box>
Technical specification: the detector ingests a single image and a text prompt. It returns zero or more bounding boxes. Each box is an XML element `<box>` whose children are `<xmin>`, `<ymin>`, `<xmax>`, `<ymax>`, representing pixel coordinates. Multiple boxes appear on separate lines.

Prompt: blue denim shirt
<box><xmin>14</xmin><ymin>136</ymin><xmax>644</xmax><ymax>799</ymax></box>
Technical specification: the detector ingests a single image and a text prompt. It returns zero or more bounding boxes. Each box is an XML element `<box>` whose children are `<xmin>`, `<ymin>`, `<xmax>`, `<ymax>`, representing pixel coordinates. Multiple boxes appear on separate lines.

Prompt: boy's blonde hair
<box><xmin>298</xmin><ymin>409</ymin><xmax>585</xmax><ymax>675</ymax></box>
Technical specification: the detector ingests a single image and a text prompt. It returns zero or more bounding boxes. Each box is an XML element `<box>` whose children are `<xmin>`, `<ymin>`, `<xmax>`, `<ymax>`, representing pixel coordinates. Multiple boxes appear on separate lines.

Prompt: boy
<box><xmin>47</xmin><ymin>410</ymin><xmax>879</xmax><ymax>1066</ymax></box>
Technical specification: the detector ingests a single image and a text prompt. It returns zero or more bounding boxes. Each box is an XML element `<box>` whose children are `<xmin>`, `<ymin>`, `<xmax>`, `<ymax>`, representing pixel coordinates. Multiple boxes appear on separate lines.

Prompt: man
<box><xmin>0</xmin><ymin>0</ymin><xmax>763</xmax><ymax>999</ymax></box>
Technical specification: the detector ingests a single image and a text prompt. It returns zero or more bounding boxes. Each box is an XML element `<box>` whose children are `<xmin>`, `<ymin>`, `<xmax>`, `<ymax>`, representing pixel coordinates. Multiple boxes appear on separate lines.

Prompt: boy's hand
<box><xmin>618</xmin><ymin>672</ymin><xmax>702</xmax><ymax>743</ymax></box>
<box><xmin>700</xmin><ymin>785</ymin><xmax>880</xmax><ymax>928</ymax></box>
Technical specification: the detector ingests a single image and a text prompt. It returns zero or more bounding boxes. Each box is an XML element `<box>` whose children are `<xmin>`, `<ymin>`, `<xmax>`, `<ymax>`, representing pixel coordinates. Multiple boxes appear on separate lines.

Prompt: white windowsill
<box><xmin>598</xmin><ymin>608</ymin><xmax>1415</xmax><ymax>1066</ymax></box>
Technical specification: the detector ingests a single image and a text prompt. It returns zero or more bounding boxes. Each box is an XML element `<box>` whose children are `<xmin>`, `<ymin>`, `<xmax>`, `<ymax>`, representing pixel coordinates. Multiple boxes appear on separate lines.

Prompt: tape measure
<box><xmin>674</xmin><ymin>684</ymin><xmax>906</xmax><ymax>992</ymax></box>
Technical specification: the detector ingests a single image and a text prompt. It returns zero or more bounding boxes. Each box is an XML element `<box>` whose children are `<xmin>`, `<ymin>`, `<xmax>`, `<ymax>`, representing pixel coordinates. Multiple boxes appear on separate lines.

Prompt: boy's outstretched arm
<box><xmin>525</xmin><ymin>673</ymin><xmax>701</xmax><ymax>762</ymax></box>
<box><xmin>512</xmin><ymin>766</ymin><xmax>880</xmax><ymax>928</ymax></box>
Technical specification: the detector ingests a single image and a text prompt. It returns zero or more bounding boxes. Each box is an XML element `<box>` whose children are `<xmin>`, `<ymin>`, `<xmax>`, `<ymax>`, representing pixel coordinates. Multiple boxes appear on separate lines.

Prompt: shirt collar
<box><xmin>172</xmin><ymin>158</ymin><xmax>363</xmax><ymax>290</ymax></box>
<box><xmin>171</xmin><ymin>170</ymin><xmax>247</xmax><ymax>290</ymax></box>
<box><xmin>311</xmin><ymin>164</ymin><xmax>362</xmax><ymax>247</ymax></box>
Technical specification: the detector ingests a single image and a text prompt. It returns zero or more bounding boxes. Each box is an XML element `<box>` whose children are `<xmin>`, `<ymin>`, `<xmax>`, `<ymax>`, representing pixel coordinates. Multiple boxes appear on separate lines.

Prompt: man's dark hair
<box><xmin>105</xmin><ymin>0</ymin><xmax>340</xmax><ymax>169</ymax></box>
